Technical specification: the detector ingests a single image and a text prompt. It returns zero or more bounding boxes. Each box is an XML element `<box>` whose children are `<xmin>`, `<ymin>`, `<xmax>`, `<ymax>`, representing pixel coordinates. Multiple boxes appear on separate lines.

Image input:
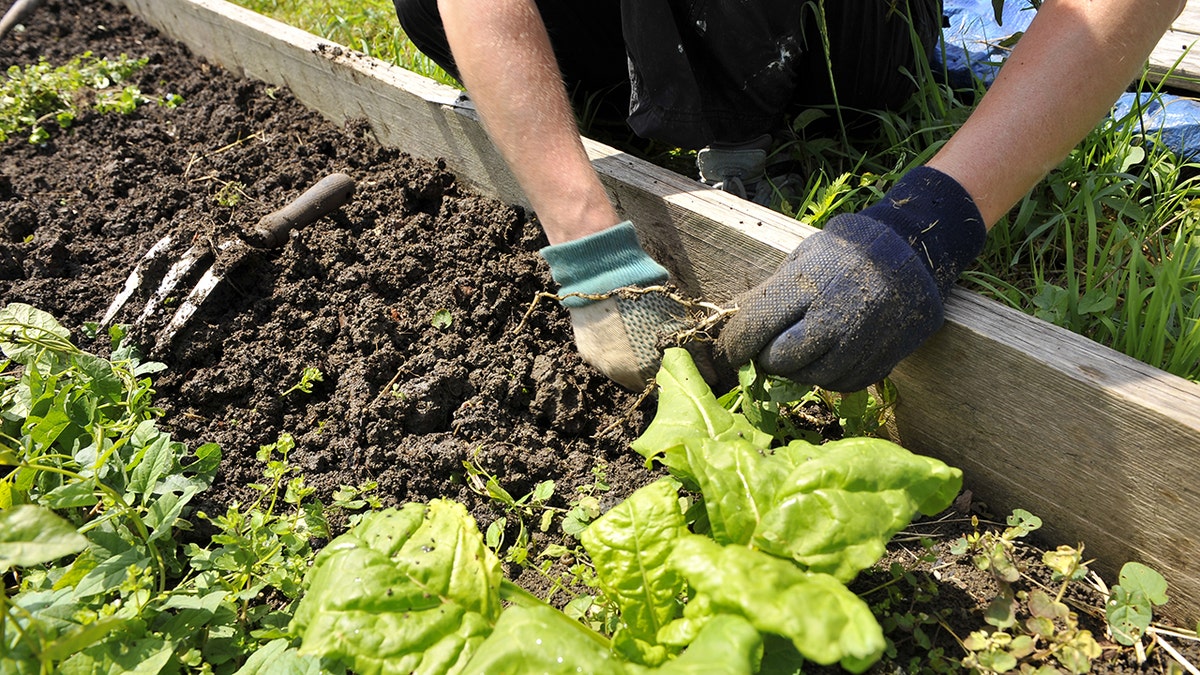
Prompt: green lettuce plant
<box><xmin>292</xmin><ymin>348</ymin><xmax>963</xmax><ymax>673</ymax></box>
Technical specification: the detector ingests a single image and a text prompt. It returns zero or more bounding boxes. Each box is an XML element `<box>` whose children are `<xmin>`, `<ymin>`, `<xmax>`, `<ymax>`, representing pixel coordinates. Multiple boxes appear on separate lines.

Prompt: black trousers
<box><xmin>393</xmin><ymin>0</ymin><xmax>942</xmax><ymax>149</ymax></box>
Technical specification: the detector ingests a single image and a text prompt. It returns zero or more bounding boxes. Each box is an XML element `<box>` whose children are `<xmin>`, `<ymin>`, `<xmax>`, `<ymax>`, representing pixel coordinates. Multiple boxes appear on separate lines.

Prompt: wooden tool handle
<box><xmin>0</xmin><ymin>0</ymin><xmax>46</xmax><ymax>42</ymax></box>
<box><xmin>247</xmin><ymin>172</ymin><xmax>355</xmax><ymax>248</ymax></box>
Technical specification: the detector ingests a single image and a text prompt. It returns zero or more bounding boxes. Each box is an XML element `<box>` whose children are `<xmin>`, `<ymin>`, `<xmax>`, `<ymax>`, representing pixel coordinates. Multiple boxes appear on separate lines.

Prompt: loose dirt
<box><xmin>0</xmin><ymin>0</ymin><xmax>658</xmax><ymax>584</ymax></box>
<box><xmin>2</xmin><ymin>2</ymin><xmax>1197</xmax><ymax>673</ymax></box>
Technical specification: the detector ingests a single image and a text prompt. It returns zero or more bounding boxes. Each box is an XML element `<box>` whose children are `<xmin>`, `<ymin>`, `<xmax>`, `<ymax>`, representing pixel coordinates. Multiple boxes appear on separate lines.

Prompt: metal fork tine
<box><xmin>157</xmin><ymin>240</ymin><xmax>237</xmax><ymax>347</ymax></box>
<box><xmin>134</xmin><ymin>241</ymin><xmax>212</xmax><ymax>326</ymax></box>
<box><xmin>100</xmin><ymin>233</ymin><xmax>174</xmax><ymax>326</ymax></box>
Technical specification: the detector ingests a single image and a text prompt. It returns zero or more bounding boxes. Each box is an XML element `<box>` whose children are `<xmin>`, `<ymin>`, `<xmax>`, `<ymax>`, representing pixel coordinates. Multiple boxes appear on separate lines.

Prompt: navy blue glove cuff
<box><xmin>860</xmin><ymin>166</ymin><xmax>987</xmax><ymax>299</ymax></box>
<box><xmin>539</xmin><ymin>221</ymin><xmax>670</xmax><ymax>308</ymax></box>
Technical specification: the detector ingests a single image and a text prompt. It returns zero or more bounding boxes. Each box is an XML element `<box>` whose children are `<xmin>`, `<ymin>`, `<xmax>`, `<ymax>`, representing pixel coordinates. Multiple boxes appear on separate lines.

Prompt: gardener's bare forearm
<box><xmin>928</xmin><ymin>0</ymin><xmax>1184</xmax><ymax>228</ymax></box>
<box><xmin>436</xmin><ymin>0</ymin><xmax>618</xmax><ymax>245</ymax></box>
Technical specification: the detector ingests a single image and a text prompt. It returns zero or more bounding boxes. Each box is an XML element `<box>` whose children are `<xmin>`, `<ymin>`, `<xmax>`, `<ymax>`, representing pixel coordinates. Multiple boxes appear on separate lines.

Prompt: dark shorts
<box><xmin>393</xmin><ymin>0</ymin><xmax>942</xmax><ymax>149</ymax></box>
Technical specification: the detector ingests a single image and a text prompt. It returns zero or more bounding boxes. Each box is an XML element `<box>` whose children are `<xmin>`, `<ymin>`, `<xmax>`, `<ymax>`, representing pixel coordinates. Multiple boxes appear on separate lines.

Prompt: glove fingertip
<box><xmin>755</xmin><ymin>318</ymin><xmax>835</xmax><ymax>381</ymax></box>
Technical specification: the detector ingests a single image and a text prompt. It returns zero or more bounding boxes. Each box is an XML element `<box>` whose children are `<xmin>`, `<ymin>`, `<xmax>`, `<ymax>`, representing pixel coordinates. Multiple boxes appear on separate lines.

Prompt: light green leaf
<box><xmin>0</xmin><ymin>303</ymin><xmax>73</xmax><ymax>366</ymax></box>
<box><xmin>531</xmin><ymin>479</ymin><xmax>554</xmax><ymax>503</ymax></box>
<box><xmin>462</xmin><ymin>604</ymin><xmax>763</xmax><ymax>675</ymax></box>
<box><xmin>431</xmin><ymin>309</ymin><xmax>453</xmax><ymax>329</ymax></box>
<box><xmin>71</xmin><ymin>351</ymin><xmax>123</xmax><ymax>399</ymax></box>
<box><xmin>74</xmin><ymin>548</ymin><xmax>150</xmax><ymax>598</ymax></box>
<box><xmin>668</xmin><ymin>535</ymin><xmax>884</xmax><ymax>671</ymax></box>
<box><xmin>234</xmin><ymin>638</ymin><xmax>337</xmax><ymax>675</ymax></box>
<box><xmin>128</xmin><ymin>424</ymin><xmax>175</xmax><ymax>497</ymax></box>
<box><xmin>59</xmin><ymin>636</ymin><xmax>174</xmax><ymax>675</ymax></box>
<box><xmin>752</xmin><ymin>437</ymin><xmax>962</xmax><ymax>581</ymax></box>
<box><xmin>154</xmin><ymin>590</ymin><xmax>228</xmax><ymax>640</ymax></box>
<box><xmin>42</xmin><ymin>616</ymin><xmax>132</xmax><ymax>662</ymax></box>
<box><xmin>460</xmin><ymin>603</ymin><xmax>625</xmax><ymax>675</ymax></box>
<box><xmin>580</xmin><ymin>477</ymin><xmax>688</xmax><ymax>663</ymax></box>
<box><xmin>632</xmin><ymin>349</ymin><xmax>771</xmax><ymax>481</ymax></box>
<box><xmin>293</xmin><ymin>501</ymin><xmax>503</xmax><ymax>674</ymax></box>
<box><xmin>1106</xmin><ymin>584</ymin><xmax>1157</xmax><ymax>646</ymax></box>
<box><xmin>24</xmin><ymin>388</ymin><xmax>72</xmax><ymax>451</ymax></box>
<box><xmin>1118</xmin><ymin>144</ymin><xmax>1146</xmax><ymax>173</ymax></box>
<box><xmin>1118</xmin><ymin>562</ymin><xmax>1169</xmax><ymax>605</ymax></box>
<box><xmin>0</xmin><ymin>504</ymin><xmax>87</xmax><ymax>571</ymax></box>
<box><xmin>681</xmin><ymin>437</ymin><xmax>790</xmax><ymax>546</ymax></box>
<box><xmin>651</xmin><ymin>615</ymin><xmax>762</xmax><ymax>674</ymax></box>
<box><xmin>41</xmin><ymin>478</ymin><xmax>99</xmax><ymax>510</ymax></box>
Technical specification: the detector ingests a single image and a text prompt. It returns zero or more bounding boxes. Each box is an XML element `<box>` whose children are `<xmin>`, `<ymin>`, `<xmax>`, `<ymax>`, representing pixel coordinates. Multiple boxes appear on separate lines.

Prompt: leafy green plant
<box><xmin>0</xmin><ymin>52</ymin><xmax>180</xmax><ymax>144</ymax></box>
<box><xmin>0</xmin><ymin>303</ymin><xmax>219</xmax><ymax>671</ymax></box>
<box><xmin>719</xmin><ymin>359</ymin><xmax>899</xmax><ymax>442</ymax></box>
<box><xmin>949</xmin><ymin>511</ymin><xmax>1114</xmax><ymax>674</ymax></box>
<box><xmin>1105</xmin><ymin>561</ymin><xmax>1170</xmax><ymax>647</ymax></box>
<box><xmin>291</xmin><ymin>348</ymin><xmax>963</xmax><ymax>672</ymax></box>
<box><xmin>0</xmin><ymin>303</ymin><xmax>373</xmax><ymax>673</ymax></box>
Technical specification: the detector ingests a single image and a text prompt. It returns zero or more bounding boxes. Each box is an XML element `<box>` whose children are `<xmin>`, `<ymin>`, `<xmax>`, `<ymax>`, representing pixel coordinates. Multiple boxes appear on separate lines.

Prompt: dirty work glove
<box><xmin>540</xmin><ymin>221</ymin><xmax>691</xmax><ymax>391</ymax></box>
<box><xmin>717</xmin><ymin>166</ymin><xmax>987</xmax><ymax>392</ymax></box>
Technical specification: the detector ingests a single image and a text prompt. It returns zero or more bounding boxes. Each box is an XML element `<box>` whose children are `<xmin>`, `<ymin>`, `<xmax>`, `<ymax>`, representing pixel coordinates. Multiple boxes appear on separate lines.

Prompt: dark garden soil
<box><xmin>0</xmin><ymin>0</ymin><xmax>661</xmax><ymax>599</ymax></box>
<box><xmin>2</xmin><ymin>1</ymin><xmax>1197</xmax><ymax>673</ymax></box>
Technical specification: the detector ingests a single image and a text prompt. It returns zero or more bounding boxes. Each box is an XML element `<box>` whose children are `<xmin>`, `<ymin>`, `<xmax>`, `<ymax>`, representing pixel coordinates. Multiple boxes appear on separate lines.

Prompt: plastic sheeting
<box><xmin>1112</xmin><ymin>92</ymin><xmax>1200</xmax><ymax>160</ymax></box>
<box><xmin>935</xmin><ymin>0</ymin><xmax>1035</xmax><ymax>88</ymax></box>
<box><xmin>936</xmin><ymin>0</ymin><xmax>1200</xmax><ymax>159</ymax></box>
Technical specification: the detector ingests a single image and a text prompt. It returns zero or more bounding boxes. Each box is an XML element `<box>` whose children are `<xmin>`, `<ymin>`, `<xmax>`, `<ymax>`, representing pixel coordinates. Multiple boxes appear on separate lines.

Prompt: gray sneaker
<box><xmin>696</xmin><ymin>134</ymin><xmax>804</xmax><ymax>208</ymax></box>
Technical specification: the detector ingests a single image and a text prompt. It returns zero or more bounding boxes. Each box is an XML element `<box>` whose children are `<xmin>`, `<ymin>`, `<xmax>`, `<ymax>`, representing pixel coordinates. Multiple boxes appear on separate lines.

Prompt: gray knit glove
<box><xmin>541</xmin><ymin>221</ymin><xmax>692</xmax><ymax>390</ymax></box>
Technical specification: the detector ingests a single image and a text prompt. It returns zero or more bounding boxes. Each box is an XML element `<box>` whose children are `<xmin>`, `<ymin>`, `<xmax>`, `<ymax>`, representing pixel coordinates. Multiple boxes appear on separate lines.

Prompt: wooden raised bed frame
<box><xmin>115</xmin><ymin>0</ymin><xmax>1200</xmax><ymax>624</ymax></box>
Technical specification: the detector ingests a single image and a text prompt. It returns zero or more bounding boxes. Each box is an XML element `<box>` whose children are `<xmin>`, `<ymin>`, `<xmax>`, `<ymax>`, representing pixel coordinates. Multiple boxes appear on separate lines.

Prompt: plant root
<box><xmin>514</xmin><ymin>285</ymin><xmax>736</xmax><ymax>345</ymax></box>
<box><xmin>596</xmin><ymin>378</ymin><xmax>656</xmax><ymax>439</ymax></box>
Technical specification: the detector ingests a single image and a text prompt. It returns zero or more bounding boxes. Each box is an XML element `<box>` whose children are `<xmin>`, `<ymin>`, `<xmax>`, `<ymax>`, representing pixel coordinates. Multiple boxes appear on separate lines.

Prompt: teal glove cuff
<box><xmin>540</xmin><ymin>221</ymin><xmax>670</xmax><ymax>308</ymax></box>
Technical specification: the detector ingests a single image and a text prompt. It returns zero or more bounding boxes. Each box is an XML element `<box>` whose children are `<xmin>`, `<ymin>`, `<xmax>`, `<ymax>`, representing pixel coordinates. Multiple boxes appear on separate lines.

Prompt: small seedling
<box><xmin>861</xmin><ymin>560</ymin><xmax>959</xmax><ymax>674</ymax></box>
<box><xmin>1106</xmin><ymin>561</ymin><xmax>1169</xmax><ymax>647</ymax></box>
<box><xmin>431</xmin><ymin>308</ymin><xmax>453</xmax><ymax>330</ymax></box>
<box><xmin>214</xmin><ymin>180</ymin><xmax>247</xmax><ymax>207</ymax></box>
<box><xmin>281</xmin><ymin>366</ymin><xmax>324</xmax><ymax>396</ymax></box>
<box><xmin>463</xmin><ymin>457</ymin><xmax>555</xmax><ymax>565</ymax></box>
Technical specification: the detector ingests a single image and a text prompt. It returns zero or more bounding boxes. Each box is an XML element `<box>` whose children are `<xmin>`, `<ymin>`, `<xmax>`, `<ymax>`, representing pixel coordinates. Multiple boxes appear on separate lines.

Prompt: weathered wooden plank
<box><xmin>1168</xmin><ymin>1</ymin><xmax>1200</xmax><ymax>36</ymax></box>
<box><xmin>115</xmin><ymin>0</ymin><xmax>1200</xmax><ymax>623</ymax></box>
<box><xmin>1148</xmin><ymin>2</ymin><xmax>1200</xmax><ymax>91</ymax></box>
<box><xmin>892</xmin><ymin>294</ymin><xmax>1200</xmax><ymax>620</ymax></box>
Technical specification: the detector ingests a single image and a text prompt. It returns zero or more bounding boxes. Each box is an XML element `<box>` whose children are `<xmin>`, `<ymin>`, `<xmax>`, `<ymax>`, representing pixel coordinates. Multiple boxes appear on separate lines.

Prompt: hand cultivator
<box><xmin>100</xmin><ymin>172</ymin><xmax>355</xmax><ymax>349</ymax></box>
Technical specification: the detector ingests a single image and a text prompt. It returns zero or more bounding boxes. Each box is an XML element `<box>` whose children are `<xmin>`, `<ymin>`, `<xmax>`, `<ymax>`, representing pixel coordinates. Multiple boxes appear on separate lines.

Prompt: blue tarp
<box><xmin>935</xmin><ymin>0</ymin><xmax>1035</xmax><ymax>89</ymax></box>
<box><xmin>936</xmin><ymin>0</ymin><xmax>1200</xmax><ymax>159</ymax></box>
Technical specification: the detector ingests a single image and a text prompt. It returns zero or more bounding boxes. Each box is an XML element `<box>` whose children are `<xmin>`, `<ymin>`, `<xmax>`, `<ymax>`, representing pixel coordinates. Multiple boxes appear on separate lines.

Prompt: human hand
<box><xmin>541</xmin><ymin>221</ymin><xmax>695</xmax><ymax>390</ymax></box>
<box><xmin>717</xmin><ymin>167</ymin><xmax>987</xmax><ymax>392</ymax></box>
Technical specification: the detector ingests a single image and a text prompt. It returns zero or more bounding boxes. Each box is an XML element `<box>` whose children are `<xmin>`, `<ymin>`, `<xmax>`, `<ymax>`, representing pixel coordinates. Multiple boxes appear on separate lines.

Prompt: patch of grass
<box><xmin>230</xmin><ymin>0</ymin><xmax>459</xmax><ymax>87</ymax></box>
<box><xmin>766</xmin><ymin>4</ymin><xmax>1200</xmax><ymax>382</ymax></box>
